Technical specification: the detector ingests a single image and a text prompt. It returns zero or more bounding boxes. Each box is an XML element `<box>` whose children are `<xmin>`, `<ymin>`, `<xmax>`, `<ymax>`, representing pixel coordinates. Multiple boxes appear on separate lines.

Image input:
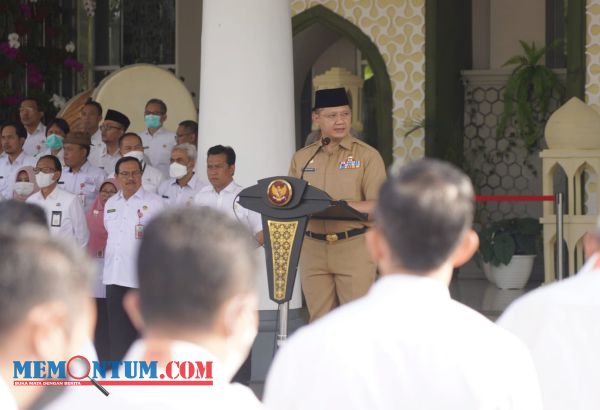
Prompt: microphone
<box><xmin>300</xmin><ymin>137</ymin><xmax>330</xmax><ymax>180</ymax></box>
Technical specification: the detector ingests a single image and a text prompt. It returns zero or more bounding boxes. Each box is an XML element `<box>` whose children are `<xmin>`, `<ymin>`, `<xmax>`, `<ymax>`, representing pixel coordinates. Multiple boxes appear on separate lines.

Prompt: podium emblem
<box><xmin>267</xmin><ymin>179</ymin><xmax>293</xmax><ymax>206</ymax></box>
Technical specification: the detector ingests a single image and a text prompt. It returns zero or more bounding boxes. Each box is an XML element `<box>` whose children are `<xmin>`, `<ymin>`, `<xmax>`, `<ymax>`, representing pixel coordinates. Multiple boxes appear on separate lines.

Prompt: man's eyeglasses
<box><xmin>144</xmin><ymin>111</ymin><xmax>164</xmax><ymax>116</ymax></box>
<box><xmin>100</xmin><ymin>124</ymin><xmax>123</xmax><ymax>132</ymax></box>
<box><xmin>320</xmin><ymin>112</ymin><xmax>351</xmax><ymax>121</ymax></box>
<box><xmin>118</xmin><ymin>170</ymin><xmax>142</xmax><ymax>178</ymax></box>
<box><xmin>33</xmin><ymin>167</ymin><xmax>56</xmax><ymax>174</ymax></box>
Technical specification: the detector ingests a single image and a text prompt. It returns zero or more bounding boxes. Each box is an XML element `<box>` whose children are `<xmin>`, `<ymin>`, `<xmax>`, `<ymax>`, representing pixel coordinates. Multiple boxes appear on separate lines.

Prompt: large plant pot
<box><xmin>490</xmin><ymin>255</ymin><xmax>536</xmax><ymax>290</ymax></box>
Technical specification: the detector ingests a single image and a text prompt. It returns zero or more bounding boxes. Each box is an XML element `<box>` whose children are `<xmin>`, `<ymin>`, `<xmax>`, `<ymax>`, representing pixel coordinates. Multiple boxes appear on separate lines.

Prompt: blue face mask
<box><xmin>144</xmin><ymin>114</ymin><xmax>161</xmax><ymax>129</ymax></box>
<box><xmin>45</xmin><ymin>134</ymin><xmax>64</xmax><ymax>150</ymax></box>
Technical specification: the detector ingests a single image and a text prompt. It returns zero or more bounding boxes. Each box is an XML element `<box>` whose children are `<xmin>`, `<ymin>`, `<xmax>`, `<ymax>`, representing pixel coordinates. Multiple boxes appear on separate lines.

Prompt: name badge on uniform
<box><xmin>162</xmin><ymin>195</ymin><xmax>170</xmax><ymax>199</ymax></box>
<box><xmin>51</xmin><ymin>211</ymin><xmax>62</xmax><ymax>227</ymax></box>
<box><xmin>304</xmin><ymin>167</ymin><xmax>316</xmax><ymax>173</ymax></box>
<box><xmin>339</xmin><ymin>156</ymin><xmax>361</xmax><ymax>170</ymax></box>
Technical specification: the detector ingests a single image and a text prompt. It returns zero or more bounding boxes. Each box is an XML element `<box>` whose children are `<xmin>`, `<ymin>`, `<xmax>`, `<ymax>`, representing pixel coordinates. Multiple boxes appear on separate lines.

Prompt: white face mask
<box><xmin>35</xmin><ymin>172</ymin><xmax>55</xmax><ymax>189</ymax></box>
<box><xmin>14</xmin><ymin>181</ymin><xmax>34</xmax><ymax>196</ymax></box>
<box><xmin>169</xmin><ymin>162</ymin><xmax>188</xmax><ymax>179</ymax></box>
<box><xmin>125</xmin><ymin>150</ymin><xmax>145</xmax><ymax>163</ymax></box>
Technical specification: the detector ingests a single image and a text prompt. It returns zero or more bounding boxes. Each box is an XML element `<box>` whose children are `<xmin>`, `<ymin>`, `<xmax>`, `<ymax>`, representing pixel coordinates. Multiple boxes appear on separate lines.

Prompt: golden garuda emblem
<box><xmin>267</xmin><ymin>179</ymin><xmax>293</xmax><ymax>206</ymax></box>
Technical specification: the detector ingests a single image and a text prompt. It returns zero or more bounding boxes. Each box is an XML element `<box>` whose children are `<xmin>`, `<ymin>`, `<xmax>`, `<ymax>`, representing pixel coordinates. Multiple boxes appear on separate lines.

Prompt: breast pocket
<box><xmin>335</xmin><ymin>168</ymin><xmax>363</xmax><ymax>201</ymax></box>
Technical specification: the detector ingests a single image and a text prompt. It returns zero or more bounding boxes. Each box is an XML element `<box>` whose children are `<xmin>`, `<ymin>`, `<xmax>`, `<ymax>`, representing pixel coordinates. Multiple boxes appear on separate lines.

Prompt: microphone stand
<box><xmin>300</xmin><ymin>137</ymin><xmax>330</xmax><ymax>180</ymax></box>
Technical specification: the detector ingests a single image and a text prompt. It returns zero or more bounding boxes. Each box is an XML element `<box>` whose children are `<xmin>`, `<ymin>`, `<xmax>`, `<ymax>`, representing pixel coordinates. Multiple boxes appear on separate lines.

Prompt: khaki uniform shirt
<box><xmin>289</xmin><ymin>135</ymin><xmax>386</xmax><ymax>234</ymax></box>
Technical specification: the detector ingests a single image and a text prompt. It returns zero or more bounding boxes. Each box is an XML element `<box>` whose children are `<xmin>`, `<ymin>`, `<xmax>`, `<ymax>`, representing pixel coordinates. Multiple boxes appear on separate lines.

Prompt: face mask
<box><xmin>169</xmin><ymin>162</ymin><xmax>188</xmax><ymax>179</ymax></box>
<box><xmin>124</xmin><ymin>150</ymin><xmax>145</xmax><ymax>163</ymax></box>
<box><xmin>14</xmin><ymin>181</ymin><xmax>34</xmax><ymax>196</ymax></box>
<box><xmin>35</xmin><ymin>172</ymin><xmax>55</xmax><ymax>189</ymax></box>
<box><xmin>144</xmin><ymin>114</ymin><xmax>161</xmax><ymax>129</ymax></box>
<box><xmin>45</xmin><ymin>134</ymin><xmax>64</xmax><ymax>150</ymax></box>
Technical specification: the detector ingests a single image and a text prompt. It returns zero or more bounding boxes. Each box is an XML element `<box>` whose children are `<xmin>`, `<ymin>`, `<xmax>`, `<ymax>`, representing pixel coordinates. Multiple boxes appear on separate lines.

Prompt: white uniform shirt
<box><xmin>42</xmin><ymin>339</ymin><xmax>263</xmax><ymax>410</ymax></box>
<box><xmin>498</xmin><ymin>265</ymin><xmax>600</xmax><ymax>410</ymax></box>
<box><xmin>103</xmin><ymin>187</ymin><xmax>164</xmax><ymax>288</ymax></box>
<box><xmin>59</xmin><ymin>161</ymin><xmax>107</xmax><ymax>211</ymax></box>
<box><xmin>88</xmin><ymin>144</ymin><xmax>121</xmax><ymax>174</ymax></box>
<box><xmin>0</xmin><ymin>151</ymin><xmax>37</xmax><ymax>198</ymax></box>
<box><xmin>139</xmin><ymin>127</ymin><xmax>176</xmax><ymax>177</ymax></box>
<box><xmin>90</xmin><ymin>128</ymin><xmax>102</xmax><ymax>148</ymax></box>
<box><xmin>158</xmin><ymin>173</ymin><xmax>207</xmax><ymax>207</ymax></box>
<box><xmin>22</xmin><ymin>122</ymin><xmax>47</xmax><ymax>156</ymax></box>
<box><xmin>27</xmin><ymin>186</ymin><xmax>89</xmax><ymax>247</ymax></box>
<box><xmin>194</xmin><ymin>181</ymin><xmax>262</xmax><ymax>235</ymax></box>
<box><xmin>264</xmin><ymin>274</ymin><xmax>543</xmax><ymax>410</ymax></box>
<box><xmin>0</xmin><ymin>376</ymin><xmax>17</xmax><ymax>410</ymax></box>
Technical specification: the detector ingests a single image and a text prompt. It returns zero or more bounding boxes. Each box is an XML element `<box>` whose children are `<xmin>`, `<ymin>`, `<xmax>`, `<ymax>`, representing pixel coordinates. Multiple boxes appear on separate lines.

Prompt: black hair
<box><xmin>145</xmin><ymin>98</ymin><xmax>167</xmax><ymax>115</ymax></box>
<box><xmin>0</xmin><ymin>121</ymin><xmax>27</xmax><ymax>140</ymax></box>
<box><xmin>38</xmin><ymin>155</ymin><xmax>62</xmax><ymax>174</ymax></box>
<box><xmin>207</xmin><ymin>145</ymin><xmax>236</xmax><ymax>166</ymax></box>
<box><xmin>46</xmin><ymin>117</ymin><xmax>70</xmax><ymax>136</ymax></box>
<box><xmin>84</xmin><ymin>99</ymin><xmax>103</xmax><ymax>117</ymax></box>
<box><xmin>115</xmin><ymin>156</ymin><xmax>142</xmax><ymax>175</ymax></box>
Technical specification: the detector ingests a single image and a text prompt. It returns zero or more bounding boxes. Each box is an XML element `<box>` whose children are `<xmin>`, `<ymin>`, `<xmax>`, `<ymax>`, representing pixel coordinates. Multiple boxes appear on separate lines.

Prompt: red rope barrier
<box><xmin>475</xmin><ymin>195</ymin><xmax>555</xmax><ymax>202</ymax></box>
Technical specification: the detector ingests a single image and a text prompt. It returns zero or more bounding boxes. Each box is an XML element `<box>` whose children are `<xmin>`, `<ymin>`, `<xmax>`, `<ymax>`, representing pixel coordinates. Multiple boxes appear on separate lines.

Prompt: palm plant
<box><xmin>497</xmin><ymin>40</ymin><xmax>563</xmax><ymax>150</ymax></box>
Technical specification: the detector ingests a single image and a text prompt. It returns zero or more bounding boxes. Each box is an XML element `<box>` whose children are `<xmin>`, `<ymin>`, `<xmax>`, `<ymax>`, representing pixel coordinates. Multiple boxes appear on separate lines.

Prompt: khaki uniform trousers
<box><xmin>299</xmin><ymin>234</ymin><xmax>376</xmax><ymax>321</ymax></box>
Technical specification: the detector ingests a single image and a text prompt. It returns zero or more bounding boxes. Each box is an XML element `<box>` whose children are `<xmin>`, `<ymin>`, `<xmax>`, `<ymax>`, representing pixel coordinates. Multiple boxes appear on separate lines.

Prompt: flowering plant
<box><xmin>0</xmin><ymin>0</ymin><xmax>85</xmax><ymax>119</ymax></box>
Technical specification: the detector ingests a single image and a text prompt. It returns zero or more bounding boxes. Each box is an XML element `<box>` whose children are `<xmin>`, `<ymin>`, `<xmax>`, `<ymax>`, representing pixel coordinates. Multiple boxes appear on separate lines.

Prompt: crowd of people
<box><xmin>0</xmin><ymin>89</ymin><xmax>599</xmax><ymax>409</ymax></box>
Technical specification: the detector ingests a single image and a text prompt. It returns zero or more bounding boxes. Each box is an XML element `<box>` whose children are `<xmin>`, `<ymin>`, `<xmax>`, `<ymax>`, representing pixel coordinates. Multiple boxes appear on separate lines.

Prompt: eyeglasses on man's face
<box><xmin>33</xmin><ymin>167</ymin><xmax>56</xmax><ymax>174</ymax></box>
<box><xmin>100</xmin><ymin>124</ymin><xmax>123</xmax><ymax>132</ymax></box>
<box><xmin>118</xmin><ymin>170</ymin><xmax>142</xmax><ymax>178</ymax></box>
<box><xmin>319</xmin><ymin>111</ymin><xmax>351</xmax><ymax>121</ymax></box>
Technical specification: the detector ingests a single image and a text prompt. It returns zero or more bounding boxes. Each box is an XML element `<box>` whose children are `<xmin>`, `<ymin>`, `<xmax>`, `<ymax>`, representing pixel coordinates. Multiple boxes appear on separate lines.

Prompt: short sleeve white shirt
<box><xmin>22</xmin><ymin>122</ymin><xmax>47</xmax><ymax>156</ymax></box>
<box><xmin>158</xmin><ymin>173</ymin><xmax>207</xmax><ymax>207</ymax></box>
<box><xmin>88</xmin><ymin>144</ymin><xmax>120</xmax><ymax>174</ymax></box>
<box><xmin>59</xmin><ymin>161</ymin><xmax>107</xmax><ymax>211</ymax></box>
<box><xmin>103</xmin><ymin>187</ymin><xmax>165</xmax><ymax>288</ymax></box>
<box><xmin>26</xmin><ymin>186</ymin><xmax>89</xmax><ymax>247</ymax></box>
<box><xmin>139</xmin><ymin>127</ymin><xmax>176</xmax><ymax>177</ymax></box>
<box><xmin>194</xmin><ymin>181</ymin><xmax>262</xmax><ymax>235</ymax></box>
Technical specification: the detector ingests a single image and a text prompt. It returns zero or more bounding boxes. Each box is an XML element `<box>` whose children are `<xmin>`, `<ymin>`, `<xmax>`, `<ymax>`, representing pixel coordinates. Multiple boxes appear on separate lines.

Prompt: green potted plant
<box><xmin>478</xmin><ymin>217</ymin><xmax>541</xmax><ymax>289</ymax></box>
<box><xmin>497</xmin><ymin>40</ymin><xmax>563</xmax><ymax>151</ymax></box>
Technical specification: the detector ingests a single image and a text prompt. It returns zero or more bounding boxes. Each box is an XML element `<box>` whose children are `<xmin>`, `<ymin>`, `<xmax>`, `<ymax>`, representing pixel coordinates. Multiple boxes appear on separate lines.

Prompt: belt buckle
<box><xmin>325</xmin><ymin>233</ymin><xmax>338</xmax><ymax>242</ymax></box>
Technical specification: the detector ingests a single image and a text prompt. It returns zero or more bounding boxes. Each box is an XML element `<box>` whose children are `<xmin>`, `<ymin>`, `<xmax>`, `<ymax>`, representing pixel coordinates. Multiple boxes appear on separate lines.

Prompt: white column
<box><xmin>197</xmin><ymin>0</ymin><xmax>300</xmax><ymax>310</ymax></box>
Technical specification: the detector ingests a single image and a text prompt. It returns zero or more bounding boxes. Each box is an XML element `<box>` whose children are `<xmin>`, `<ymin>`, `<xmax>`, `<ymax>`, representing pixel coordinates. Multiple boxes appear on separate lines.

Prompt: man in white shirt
<box><xmin>194</xmin><ymin>145</ymin><xmax>263</xmax><ymax>245</ymax></box>
<box><xmin>264</xmin><ymin>159</ymin><xmax>543</xmax><ymax>410</ymax></box>
<box><xmin>0</xmin><ymin>227</ymin><xmax>95</xmax><ymax>410</ymax></box>
<box><xmin>19</xmin><ymin>97</ymin><xmax>47</xmax><ymax>156</ymax></box>
<box><xmin>59</xmin><ymin>132</ymin><xmax>107</xmax><ymax>211</ymax></box>
<box><xmin>88</xmin><ymin>109</ymin><xmax>129</xmax><ymax>174</ymax></box>
<box><xmin>175</xmin><ymin>120</ymin><xmax>198</xmax><ymax>147</ymax></box>
<box><xmin>497</xmin><ymin>222</ymin><xmax>600</xmax><ymax>410</ymax></box>
<box><xmin>27</xmin><ymin>155</ymin><xmax>89</xmax><ymax>247</ymax></box>
<box><xmin>158</xmin><ymin>143</ymin><xmax>206</xmax><ymax>207</ymax></box>
<box><xmin>103</xmin><ymin>156</ymin><xmax>164</xmax><ymax>361</ymax></box>
<box><xmin>139</xmin><ymin>98</ymin><xmax>176</xmax><ymax>177</ymax></box>
<box><xmin>115</xmin><ymin>133</ymin><xmax>164</xmax><ymax>193</ymax></box>
<box><xmin>43</xmin><ymin>207</ymin><xmax>262</xmax><ymax>409</ymax></box>
<box><xmin>0</xmin><ymin>121</ymin><xmax>36</xmax><ymax>198</ymax></box>
<box><xmin>80</xmin><ymin>99</ymin><xmax>103</xmax><ymax>149</ymax></box>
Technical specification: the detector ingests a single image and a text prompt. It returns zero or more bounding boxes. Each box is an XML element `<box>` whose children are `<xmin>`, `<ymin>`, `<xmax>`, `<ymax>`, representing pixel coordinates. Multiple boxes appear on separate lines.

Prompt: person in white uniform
<box><xmin>36</xmin><ymin>117</ymin><xmax>69</xmax><ymax>166</ymax></box>
<box><xmin>103</xmin><ymin>156</ymin><xmax>164</xmax><ymax>361</ymax></box>
<box><xmin>194</xmin><ymin>145</ymin><xmax>263</xmax><ymax>245</ymax></box>
<box><xmin>113</xmin><ymin>132</ymin><xmax>164</xmax><ymax>193</ymax></box>
<box><xmin>498</xmin><ymin>220</ymin><xmax>600</xmax><ymax>410</ymax></box>
<box><xmin>59</xmin><ymin>132</ymin><xmax>107</xmax><ymax>211</ymax></box>
<box><xmin>26</xmin><ymin>155</ymin><xmax>89</xmax><ymax>247</ymax></box>
<box><xmin>264</xmin><ymin>159</ymin><xmax>543</xmax><ymax>410</ymax></box>
<box><xmin>88</xmin><ymin>109</ymin><xmax>129</xmax><ymax>174</ymax></box>
<box><xmin>19</xmin><ymin>97</ymin><xmax>46</xmax><ymax>157</ymax></box>
<box><xmin>0</xmin><ymin>226</ymin><xmax>95</xmax><ymax>410</ymax></box>
<box><xmin>138</xmin><ymin>98</ymin><xmax>176</xmax><ymax>177</ymax></box>
<box><xmin>0</xmin><ymin>122</ymin><xmax>36</xmax><ymax>198</ymax></box>
<box><xmin>158</xmin><ymin>143</ymin><xmax>206</xmax><ymax>207</ymax></box>
<box><xmin>80</xmin><ymin>99</ymin><xmax>103</xmax><ymax>150</ymax></box>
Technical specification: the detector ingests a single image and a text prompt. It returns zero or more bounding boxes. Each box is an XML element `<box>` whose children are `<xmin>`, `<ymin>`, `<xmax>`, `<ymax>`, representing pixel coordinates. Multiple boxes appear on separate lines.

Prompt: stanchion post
<box><xmin>276</xmin><ymin>302</ymin><xmax>289</xmax><ymax>347</ymax></box>
<box><xmin>556</xmin><ymin>193</ymin><xmax>564</xmax><ymax>281</ymax></box>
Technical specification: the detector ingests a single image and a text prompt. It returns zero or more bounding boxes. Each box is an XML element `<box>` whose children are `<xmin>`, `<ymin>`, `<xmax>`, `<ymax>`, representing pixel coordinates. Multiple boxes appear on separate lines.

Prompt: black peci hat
<box><xmin>104</xmin><ymin>109</ymin><xmax>130</xmax><ymax>130</ymax></box>
<box><xmin>313</xmin><ymin>87</ymin><xmax>350</xmax><ymax>110</ymax></box>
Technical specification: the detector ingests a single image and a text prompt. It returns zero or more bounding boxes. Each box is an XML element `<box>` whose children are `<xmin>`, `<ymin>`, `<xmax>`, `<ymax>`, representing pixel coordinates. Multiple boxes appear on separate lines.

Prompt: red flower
<box><xmin>19</xmin><ymin>3</ymin><xmax>32</xmax><ymax>18</ymax></box>
<box><xmin>64</xmin><ymin>57</ymin><xmax>84</xmax><ymax>72</ymax></box>
<box><xmin>0</xmin><ymin>42</ymin><xmax>19</xmax><ymax>60</ymax></box>
<box><xmin>27</xmin><ymin>64</ymin><xmax>44</xmax><ymax>88</ymax></box>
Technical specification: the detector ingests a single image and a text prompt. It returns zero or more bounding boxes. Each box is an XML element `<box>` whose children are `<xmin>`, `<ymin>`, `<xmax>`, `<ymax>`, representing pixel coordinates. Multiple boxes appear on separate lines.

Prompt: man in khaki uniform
<box><xmin>289</xmin><ymin>87</ymin><xmax>386</xmax><ymax>321</ymax></box>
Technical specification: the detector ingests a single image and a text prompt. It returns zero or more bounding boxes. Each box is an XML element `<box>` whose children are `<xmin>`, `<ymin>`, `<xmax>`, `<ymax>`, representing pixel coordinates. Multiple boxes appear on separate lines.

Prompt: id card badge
<box><xmin>135</xmin><ymin>224</ymin><xmax>144</xmax><ymax>239</ymax></box>
<box><xmin>51</xmin><ymin>211</ymin><xmax>62</xmax><ymax>227</ymax></box>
